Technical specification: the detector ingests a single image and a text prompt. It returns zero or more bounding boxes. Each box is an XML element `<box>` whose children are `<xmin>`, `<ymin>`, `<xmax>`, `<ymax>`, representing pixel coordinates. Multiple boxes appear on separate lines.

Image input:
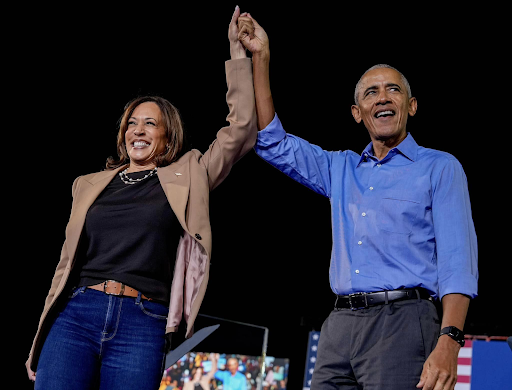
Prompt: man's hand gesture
<box><xmin>238</xmin><ymin>13</ymin><xmax>269</xmax><ymax>58</ymax></box>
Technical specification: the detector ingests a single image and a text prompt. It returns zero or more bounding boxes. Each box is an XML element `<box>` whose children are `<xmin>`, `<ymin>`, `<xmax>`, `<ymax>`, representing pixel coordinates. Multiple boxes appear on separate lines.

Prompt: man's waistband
<box><xmin>335</xmin><ymin>288</ymin><xmax>433</xmax><ymax>310</ymax></box>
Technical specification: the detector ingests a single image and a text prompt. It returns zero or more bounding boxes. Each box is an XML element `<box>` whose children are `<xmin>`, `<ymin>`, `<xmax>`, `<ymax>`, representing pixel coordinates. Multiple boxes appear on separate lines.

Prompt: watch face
<box><xmin>447</xmin><ymin>327</ymin><xmax>465</xmax><ymax>346</ymax></box>
<box><xmin>441</xmin><ymin>326</ymin><xmax>465</xmax><ymax>346</ymax></box>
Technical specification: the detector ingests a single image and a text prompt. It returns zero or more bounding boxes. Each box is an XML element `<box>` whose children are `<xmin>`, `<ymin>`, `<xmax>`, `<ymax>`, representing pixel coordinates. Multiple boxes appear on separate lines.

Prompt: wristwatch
<box><xmin>439</xmin><ymin>326</ymin><xmax>465</xmax><ymax>347</ymax></box>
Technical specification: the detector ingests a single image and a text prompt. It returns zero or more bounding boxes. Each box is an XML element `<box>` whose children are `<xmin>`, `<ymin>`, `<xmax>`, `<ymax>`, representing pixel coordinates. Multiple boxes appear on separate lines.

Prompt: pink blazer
<box><xmin>28</xmin><ymin>58</ymin><xmax>257</xmax><ymax>371</ymax></box>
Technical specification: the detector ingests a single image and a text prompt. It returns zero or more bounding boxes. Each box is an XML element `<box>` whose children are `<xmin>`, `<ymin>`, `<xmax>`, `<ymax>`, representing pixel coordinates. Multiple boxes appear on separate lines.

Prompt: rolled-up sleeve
<box><xmin>432</xmin><ymin>157</ymin><xmax>478</xmax><ymax>299</ymax></box>
<box><xmin>254</xmin><ymin>113</ymin><xmax>333</xmax><ymax>197</ymax></box>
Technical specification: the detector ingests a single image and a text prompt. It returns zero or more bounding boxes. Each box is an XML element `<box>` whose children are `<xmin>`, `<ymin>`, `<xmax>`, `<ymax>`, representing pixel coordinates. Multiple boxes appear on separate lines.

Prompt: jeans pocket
<box><xmin>138</xmin><ymin>300</ymin><xmax>169</xmax><ymax>320</ymax></box>
<box><xmin>68</xmin><ymin>286</ymin><xmax>86</xmax><ymax>299</ymax></box>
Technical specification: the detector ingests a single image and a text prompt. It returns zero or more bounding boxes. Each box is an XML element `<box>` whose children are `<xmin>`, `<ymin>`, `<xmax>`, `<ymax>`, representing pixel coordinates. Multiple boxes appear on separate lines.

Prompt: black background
<box><xmin>11</xmin><ymin>4</ymin><xmax>508</xmax><ymax>389</ymax></box>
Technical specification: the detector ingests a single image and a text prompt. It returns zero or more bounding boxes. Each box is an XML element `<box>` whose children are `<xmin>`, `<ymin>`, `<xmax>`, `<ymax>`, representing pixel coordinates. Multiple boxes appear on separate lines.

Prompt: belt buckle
<box><xmin>103</xmin><ymin>280</ymin><xmax>125</xmax><ymax>296</ymax></box>
<box><xmin>349</xmin><ymin>292</ymin><xmax>368</xmax><ymax>310</ymax></box>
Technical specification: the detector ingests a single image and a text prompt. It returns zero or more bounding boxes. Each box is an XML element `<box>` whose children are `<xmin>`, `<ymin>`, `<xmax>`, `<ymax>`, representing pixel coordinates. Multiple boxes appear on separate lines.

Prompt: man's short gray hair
<box><xmin>354</xmin><ymin>64</ymin><xmax>412</xmax><ymax>105</ymax></box>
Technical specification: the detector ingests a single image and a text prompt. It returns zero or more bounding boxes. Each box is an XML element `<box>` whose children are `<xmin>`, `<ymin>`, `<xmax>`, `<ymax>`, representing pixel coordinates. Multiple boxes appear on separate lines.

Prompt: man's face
<box><xmin>351</xmin><ymin>68</ymin><xmax>417</xmax><ymax>143</ymax></box>
<box><xmin>227</xmin><ymin>358</ymin><xmax>239</xmax><ymax>375</ymax></box>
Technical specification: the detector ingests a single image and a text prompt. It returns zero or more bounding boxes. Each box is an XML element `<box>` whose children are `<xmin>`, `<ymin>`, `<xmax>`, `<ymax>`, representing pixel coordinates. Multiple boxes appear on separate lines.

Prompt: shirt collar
<box><xmin>358</xmin><ymin>133</ymin><xmax>419</xmax><ymax>165</ymax></box>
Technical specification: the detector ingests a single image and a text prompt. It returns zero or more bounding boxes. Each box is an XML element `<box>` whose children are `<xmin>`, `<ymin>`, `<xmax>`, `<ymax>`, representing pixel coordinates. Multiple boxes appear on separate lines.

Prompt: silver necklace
<box><xmin>119</xmin><ymin>167</ymin><xmax>158</xmax><ymax>185</ymax></box>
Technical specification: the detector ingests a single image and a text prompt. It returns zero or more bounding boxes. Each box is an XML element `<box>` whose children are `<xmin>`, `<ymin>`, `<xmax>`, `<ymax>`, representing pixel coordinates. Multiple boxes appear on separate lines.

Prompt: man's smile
<box><xmin>374</xmin><ymin>109</ymin><xmax>396</xmax><ymax>119</ymax></box>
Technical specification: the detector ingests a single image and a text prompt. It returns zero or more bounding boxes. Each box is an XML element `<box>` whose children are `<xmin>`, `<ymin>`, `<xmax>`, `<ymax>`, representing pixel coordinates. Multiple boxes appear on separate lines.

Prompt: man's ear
<box><xmin>351</xmin><ymin>105</ymin><xmax>362</xmax><ymax>123</ymax></box>
<box><xmin>408</xmin><ymin>97</ymin><xmax>418</xmax><ymax>117</ymax></box>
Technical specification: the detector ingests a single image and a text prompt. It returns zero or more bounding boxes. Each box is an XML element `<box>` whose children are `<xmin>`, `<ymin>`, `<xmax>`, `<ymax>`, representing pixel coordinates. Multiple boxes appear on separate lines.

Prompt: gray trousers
<box><xmin>311</xmin><ymin>298</ymin><xmax>440</xmax><ymax>389</ymax></box>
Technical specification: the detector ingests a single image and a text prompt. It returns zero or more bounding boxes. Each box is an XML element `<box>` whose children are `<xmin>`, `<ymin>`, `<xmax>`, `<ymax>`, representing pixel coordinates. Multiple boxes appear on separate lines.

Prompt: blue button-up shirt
<box><xmin>255</xmin><ymin>114</ymin><xmax>478</xmax><ymax>299</ymax></box>
<box><xmin>214</xmin><ymin>370</ymin><xmax>247</xmax><ymax>390</ymax></box>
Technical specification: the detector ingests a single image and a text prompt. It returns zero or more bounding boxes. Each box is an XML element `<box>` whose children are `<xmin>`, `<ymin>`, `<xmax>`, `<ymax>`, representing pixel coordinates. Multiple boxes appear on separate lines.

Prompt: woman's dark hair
<box><xmin>106</xmin><ymin>96</ymin><xmax>185</xmax><ymax>169</ymax></box>
<box><xmin>190</xmin><ymin>366</ymin><xmax>204</xmax><ymax>378</ymax></box>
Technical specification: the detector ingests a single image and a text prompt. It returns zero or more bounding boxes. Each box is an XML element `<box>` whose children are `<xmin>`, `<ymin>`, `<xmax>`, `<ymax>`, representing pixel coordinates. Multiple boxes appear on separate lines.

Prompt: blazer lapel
<box><xmin>65</xmin><ymin>166</ymin><xmax>125</xmax><ymax>265</ymax></box>
<box><xmin>157</xmin><ymin>163</ymin><xmax>190</xmax><ymax>234</ymax></box>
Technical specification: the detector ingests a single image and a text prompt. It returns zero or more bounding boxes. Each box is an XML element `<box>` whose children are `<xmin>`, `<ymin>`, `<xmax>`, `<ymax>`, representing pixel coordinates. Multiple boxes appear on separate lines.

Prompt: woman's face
<box><xmin>125</xmin><ymin>102</ymin><xmax>167</xmax><ymax>170</ymax></box>
<box><xmin>193</xmin><ymin>367</ymin><xmax>203</xmax><ymax>380</ymax></box>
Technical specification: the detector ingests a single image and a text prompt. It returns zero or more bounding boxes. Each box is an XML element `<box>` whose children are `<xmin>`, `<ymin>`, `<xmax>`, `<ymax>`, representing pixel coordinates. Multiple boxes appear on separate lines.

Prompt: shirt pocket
<box><xmin>377</xmin><ymin>191</ymin><xmax>421</xmax><ymax>235</ymax></box>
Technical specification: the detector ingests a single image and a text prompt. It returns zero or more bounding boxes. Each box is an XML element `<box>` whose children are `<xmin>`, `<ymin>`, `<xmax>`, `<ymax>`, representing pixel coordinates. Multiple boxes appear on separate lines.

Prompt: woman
<box><xmin>26</xmin><ymin>7</ymin><xmax>257</xmax><ymax>389</ymax></box>
<box><xmin>183</xmin><ymin>354</ymin><xmax>218</xmax><ymax>390</ymax></box>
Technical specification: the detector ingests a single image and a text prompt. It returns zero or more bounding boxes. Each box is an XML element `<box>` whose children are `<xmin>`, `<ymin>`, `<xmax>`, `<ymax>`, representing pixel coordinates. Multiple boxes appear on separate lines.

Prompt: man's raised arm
<box><xmin>238</xmin><ymin>13</ymin><xmax>274</xmax><ymax>130</ymax></box>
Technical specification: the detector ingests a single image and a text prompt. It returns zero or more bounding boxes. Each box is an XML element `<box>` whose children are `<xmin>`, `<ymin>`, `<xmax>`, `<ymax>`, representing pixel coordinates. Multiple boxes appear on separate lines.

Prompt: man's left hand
<box><xmin>417</xmin><ymin>336</ymin><xmax>460</xmax><ymax>390</ymax></box>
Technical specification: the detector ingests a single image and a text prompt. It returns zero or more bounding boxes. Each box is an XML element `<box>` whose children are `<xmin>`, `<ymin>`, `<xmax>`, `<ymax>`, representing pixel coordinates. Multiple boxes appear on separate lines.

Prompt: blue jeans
<box><xmin>35</xmin><ymin>287</ymin><xmax>168</xmax><ymax>390</ymax></box>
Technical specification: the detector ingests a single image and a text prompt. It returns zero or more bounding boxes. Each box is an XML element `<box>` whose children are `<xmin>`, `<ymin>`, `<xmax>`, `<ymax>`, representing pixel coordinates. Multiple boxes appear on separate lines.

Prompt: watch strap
<box><xmin>439</xmin><ymin>326</ymin><xmax>465</xmax><ymax>347</ymax></box>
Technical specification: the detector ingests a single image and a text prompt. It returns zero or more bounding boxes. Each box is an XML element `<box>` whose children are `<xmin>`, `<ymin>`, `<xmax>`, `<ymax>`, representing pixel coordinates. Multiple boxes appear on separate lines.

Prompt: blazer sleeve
<box><xmin>28</xmin><ymin>176</ymin><xmax>80</xmax><ymax>365</ymax></box>
<box><xmin>198</xmin><ymin>58</ymin><xmax>257</xmax><ymax>191</ymax></box>
<box><xmin>42</xmin><ymin>177</ymin><xmax>80</xmax><ymax>309</ymax></box>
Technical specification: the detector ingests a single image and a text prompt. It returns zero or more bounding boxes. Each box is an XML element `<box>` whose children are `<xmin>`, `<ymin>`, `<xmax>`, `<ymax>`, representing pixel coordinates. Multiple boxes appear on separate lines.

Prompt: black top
<box><xmin>78</xmin><ymin>169</ymin><xmax>183</xmax><ymax>303</ymax></box>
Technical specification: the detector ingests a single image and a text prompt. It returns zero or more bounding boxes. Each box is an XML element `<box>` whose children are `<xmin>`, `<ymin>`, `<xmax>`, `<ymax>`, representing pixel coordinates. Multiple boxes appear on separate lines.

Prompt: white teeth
<box><xmin>133</xmin><ymin>141</ymin><xmax>150</xmax><ymax>147</ymax></box>
<box><xmin>376</xmin><ymin>110</ymin><xmax>394</xmax><ymax>118</ymax></box>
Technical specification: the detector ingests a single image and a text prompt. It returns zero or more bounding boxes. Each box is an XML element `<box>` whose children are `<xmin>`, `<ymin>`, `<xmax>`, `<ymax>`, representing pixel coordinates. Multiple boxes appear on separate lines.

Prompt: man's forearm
<box><xmin>440</xmin><ymin>293</ymin><xmax>470</xmax><ymax>330</ymax></box>
<box><xmin>437</xmin><ymin>293</ymin><xmax>470</xmax><ymax>349</ymax></box>
<box><xmin>253</xmin><ymin>50</ymin><xmax>274</xmax><ymax>130</ymax></box>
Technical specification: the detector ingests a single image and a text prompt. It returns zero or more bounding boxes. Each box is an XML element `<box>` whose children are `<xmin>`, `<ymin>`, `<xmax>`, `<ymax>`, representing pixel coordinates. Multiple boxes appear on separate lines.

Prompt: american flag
<box><xmin>303</xmin><ymin>332</ymin><xmax>473</xmax><ymax>389</ymax></box>
<box><xmin>455</xmin><ymin>338</ymin><xmax>473</xmax><ymax>390</ymax></box>
<box><xmin>303</xmin><ymin>331</ymin><xmax>320</xmax><ymax>390</ymax></box>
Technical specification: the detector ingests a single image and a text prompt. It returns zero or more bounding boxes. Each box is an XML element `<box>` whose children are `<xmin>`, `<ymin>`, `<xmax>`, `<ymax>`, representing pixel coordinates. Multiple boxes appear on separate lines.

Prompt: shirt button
<box><xmin>361</xmin><ymin>212</ymin><xmax>366</xmax><ymax>217</ymax></box>
<box><xmin>355</xmin><ymin>269</ymin><xmax>360</xmax><ymax>274</ymax></box>
<box><xmin>377</xmin><ymin>164</ymin><xmax>381</xmax><ymax>167</ymax></box>
<box><xmin>369</xmin><ymin>186</ymin><xmax>374</xmax><ymax>191</ymax></box>
<box><xmin>358</xmin><ymin>241</ymin><xmax>362</xmax><ymax>245</ymax></box>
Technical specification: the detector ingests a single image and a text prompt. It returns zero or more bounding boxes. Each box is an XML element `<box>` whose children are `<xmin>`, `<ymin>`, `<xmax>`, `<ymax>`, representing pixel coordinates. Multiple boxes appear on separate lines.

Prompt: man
<box><xmin>237</xmin><ymin>15</ymin><xmax>478</xmax><ymax>390</ymax></box>
<box><xmin>214</xmin><ymin>357</ymin><xmax>247</xmax><ymax>390</ymax></box>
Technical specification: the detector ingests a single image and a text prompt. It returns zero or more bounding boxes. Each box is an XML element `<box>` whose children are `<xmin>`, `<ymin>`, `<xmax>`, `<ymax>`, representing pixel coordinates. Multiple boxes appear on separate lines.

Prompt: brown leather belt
<box><xmin>87</xmin><ymin>280</ymin><xmax>152</xmax><ymax>300</ymax></box>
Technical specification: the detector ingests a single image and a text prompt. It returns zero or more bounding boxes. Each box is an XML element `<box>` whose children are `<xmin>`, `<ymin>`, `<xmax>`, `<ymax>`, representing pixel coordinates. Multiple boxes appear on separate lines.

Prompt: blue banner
<box><xmin>303</xmin><ymin>331</ymin><xmax>320</xmax><ymax>389</ymax></box>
